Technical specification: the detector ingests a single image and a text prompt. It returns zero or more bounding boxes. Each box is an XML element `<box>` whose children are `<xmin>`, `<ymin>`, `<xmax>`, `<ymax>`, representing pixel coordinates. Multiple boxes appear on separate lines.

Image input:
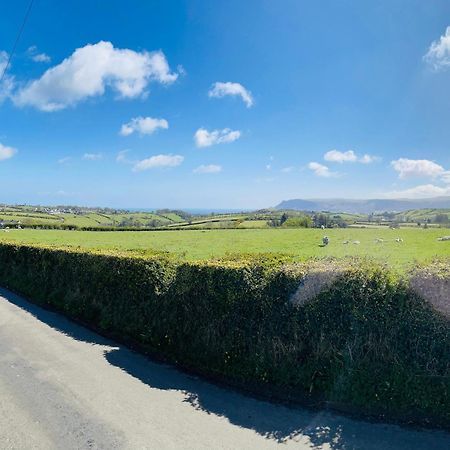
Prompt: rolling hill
<box><xmin>276</xmin><ymin>197</ymin><xmax>450</xmax><ymax>214</ymax></box>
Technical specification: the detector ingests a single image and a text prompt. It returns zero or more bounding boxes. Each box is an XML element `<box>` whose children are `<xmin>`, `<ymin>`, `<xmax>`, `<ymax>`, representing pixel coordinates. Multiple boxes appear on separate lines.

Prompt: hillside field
<box><xmin>1</xmin><ymin>227</ymin><xmax>449</xmax><ymax>268</ymax></box>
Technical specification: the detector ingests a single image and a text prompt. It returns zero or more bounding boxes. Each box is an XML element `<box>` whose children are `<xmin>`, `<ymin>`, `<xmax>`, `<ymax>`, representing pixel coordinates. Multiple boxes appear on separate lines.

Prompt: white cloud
<box><xmin>385</xmin><ymin>184</ymin><xmax>450</xmax><ymax>199</ymax></box>
<box><xmin>83</xmin><ymin>153</ymin><xmax>102</xmax><ymax>160</ymax></box>
<box><xmin>307</xmin><ymin>162</ymin><xmax>337</xmax><ymax>178</ymax></box>
<box><xmin>32</xmin><ymin>53</ymin><xmax>51</xmax><ymax>63</ymax></box>
<box><xmin>208</xmin><ymin>81</ymin><xmax>253</xmax><ymax>107</ymax></box>
<box><xmin>177</xmin><ymin>64</ymin><xmax>186</xmax><ymax>76</ymax></box>
<box><xmin>359</xmin><ymin>154</ymin><xmax>378</xmax><ymax>164</ymax></box>
<box><xmin>324</xmin><ymin>149</ymin><xmax>357</xmax><ymax>163</ymax></box>
<box><xmin>120</xmin><ymin>116</ymin><xmax>168</xmax><ymax>136</ymax></box>
<box><xmin>391</xmin><ymin>158</ymin><xmax>446</xmax><ymax>179</ymax></box>
<box><xmin>424</xmin><ymin>26</ymin><xmax>450</xmax><ymax>70</ymax></box>
<box><xmin>0</xmin><ymin>51</ymin><xmax>15</xmax><ymax>102</ymax></box>
<box><xmin>281</xmin><ymin>166</ymin><xmax>295</xmax><ymax>173</ymax></box>
<box><xmin>0</xmin><ymin>51</ymin><xmax>6</xmax><ymax>70</ymax></box>
<box><xmin>0</xmin><ymin>142</ymin><xmax>17</xmax><ymax>161</ymax></box>
<box><xmin>193</xmin><ymin>164</ymin><xmax>222</xmax><ymax>174</ymax></box>
<box><xmin>194</xmin><ymin>127</ymin><xmax>241</xmax><ymax>148</ymax></box>
<box><xmin>28</xmin><ymin>46</ymin><xmax>51</xmax><ymax>63</ymax></box>
<box><xmin>132</xmin><ymin>154</ymin><xmax>183</xmax><ymax>172</ymax></box>
<box><xmin>116</xmin><ymin>149</ymin><xmax>132</xmax><ymax>163</ymax></box>
<box><xmin>14</xmin><ymin>41</ymin><xmax>178</xmax><ymax>111</ymax></box>
<box><xmin>58</xmin><ymin>156</ymin><xmax>72</xmax><ymax>164</ymax></box>
<box><xmin>324</xmin><ymin>149</ymin><xmax>378</xmax><ymax>164</ymax></box>
<box><xmin>442</xmin><ymin>171</ymin><xmax>450</xmax><ymax>183</ymax></box>
<box><xmin>388</xmin><ymin>158</ymin><xmax>450</xmax><ymax>197</ymax></box>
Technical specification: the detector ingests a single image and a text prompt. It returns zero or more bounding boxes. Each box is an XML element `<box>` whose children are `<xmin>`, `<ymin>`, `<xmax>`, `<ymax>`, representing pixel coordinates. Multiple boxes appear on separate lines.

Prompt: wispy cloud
<box><xmin>384</xmin><ymin>184</ymin><xmax>450</xmax><ymax>199</ymax></box>
<box><xmin>324</xmin><ymin>149</ymin><xmax>378</xmax><ymax>164</ymax></box>
<box><xmin>0</xmin><ymin>142</ymin><xmax>17</xmax><ymax>161</ymax></box>
<box><xmin>208</xmin><ymin>81</ymin><xmax>253</xmax><ymax>107</ymax></box>
<box><xmin>423</xmin><ymin>26</ymin><xmax>450</xmax><ymax>70</ymax></box>
<box><xmin>194</xmin><ymin>127</ymin><xmax>241</xmax><ymax>148</ymax></box>
<box><xmin>57</xmin><ymin>156</ymin><xmax>72</xmax><ymax>164</ymax></box>
<box><xmin>32</xmin><ymin>53</ymin><xmax>51</xmax><ymax>63</ymax></box>
<box><xmin>14</xmin><ymin>41</ymin><xmax>178</xmax><ymax>111</ymax></box>
<box><xmin>116</xmin><ymin>149</ymin><xmax>132</xmax><ymax>163</ymax></box>
<box><xmin>83</xmin><ymin>153</ymin><xmax>103</xmax><ymax>161</ymax></box>
<box><xmin>0</xmin><ymin>51</ymin><xmax>15</xmax><ymax>103</ymax></box>
<box><xmin>193</xmin><ymin>164</ymin><xmax>222</xmax><ymax>174</ymax></box>
<box><xmin>120</xmin><ymin>116</ymin><xmax>168</xmax><ymax>136</ymax></box>
<box><xmin>28</xmin><ymin>46</ymin><xmax>51</xmax><ymax>63</ymax></box>
<box><xmin>133</xmin><ymin>154</ymin><xmax>184</xmax><ymax>172</ymax></box>
<box><xmin>359</xmin><ymin>154</ymin><xmax>378</xmax><ymax>164</ymax></box>
<box><xmin>307</xmin><ymin>162</ymin><xmax>338</xmax><ymax>178</ymax></box>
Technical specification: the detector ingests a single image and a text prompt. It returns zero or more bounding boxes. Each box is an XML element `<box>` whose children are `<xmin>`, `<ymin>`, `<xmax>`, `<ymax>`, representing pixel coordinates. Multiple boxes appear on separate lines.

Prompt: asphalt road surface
<box><xmin>0</xmin><ymin>288</ymin><xmax>449</xmax><ymax>450</ymax></box>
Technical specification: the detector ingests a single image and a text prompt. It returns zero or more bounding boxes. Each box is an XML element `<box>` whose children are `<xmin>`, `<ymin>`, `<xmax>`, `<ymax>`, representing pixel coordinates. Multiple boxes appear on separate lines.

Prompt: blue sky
<box><xmin>1</xmin><ymin>0</ymin><xmax>450</xmax><ymax>209</ymax></box>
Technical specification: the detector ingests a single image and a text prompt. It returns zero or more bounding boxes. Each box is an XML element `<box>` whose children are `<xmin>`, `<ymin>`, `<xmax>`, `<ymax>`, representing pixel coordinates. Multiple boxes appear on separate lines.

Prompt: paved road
<box><xmin>0</xmin><ymin>288</ymin><xmax>449</xmax><ymax>450</ymax></box>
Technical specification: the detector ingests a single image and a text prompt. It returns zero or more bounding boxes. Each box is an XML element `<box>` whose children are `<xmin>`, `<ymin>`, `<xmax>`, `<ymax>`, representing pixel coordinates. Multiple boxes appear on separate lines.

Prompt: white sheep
<box><xmin>395</xmin><ymin>237</ymin><xmax>403</xmax><ymax>243</ymax></box>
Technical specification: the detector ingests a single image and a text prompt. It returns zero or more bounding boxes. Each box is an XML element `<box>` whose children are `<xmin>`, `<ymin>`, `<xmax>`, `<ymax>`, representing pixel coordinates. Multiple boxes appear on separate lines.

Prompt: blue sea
<box><xmin>127</xmin><ymin>208</ymin><xmax>250</xmax><ymax>215</ymax></box>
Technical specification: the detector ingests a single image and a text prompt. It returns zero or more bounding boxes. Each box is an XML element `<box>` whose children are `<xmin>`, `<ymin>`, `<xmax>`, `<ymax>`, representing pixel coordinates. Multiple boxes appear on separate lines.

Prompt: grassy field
<box><xmin>2</xmin><ymin>204</ymin><xmax>449</xmax><ymax>231</ymax></box>
<box><xmin>0</xmin><ymin>207</ymin><xmax>186</xmax><ymax>228</ymax></box>
<box><xmin>1</xmin><ymin>227</ymin><xmax>449</xmax><ymax>269</ymax></box>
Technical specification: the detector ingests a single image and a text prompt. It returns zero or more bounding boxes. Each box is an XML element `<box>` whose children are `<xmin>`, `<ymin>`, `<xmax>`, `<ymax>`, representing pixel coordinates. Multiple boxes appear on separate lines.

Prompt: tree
<box><xmin>267</xmin><ymin>219</ymin><xmax>280</xmax><ymax>227</ymax></box>
<box><xmin>282</xmin><ymin>216</ymin><xmax>313</xmax><ymax>228</ymax></box>
<box><xmin>313</xmin><ymin>213</ymin><xmax>328</xmax><ymax>228</ymax></box>
<box><xmin>434</xmin><ymin>213</ymin><xmax>449</xmax><ymax>224</ymax></box>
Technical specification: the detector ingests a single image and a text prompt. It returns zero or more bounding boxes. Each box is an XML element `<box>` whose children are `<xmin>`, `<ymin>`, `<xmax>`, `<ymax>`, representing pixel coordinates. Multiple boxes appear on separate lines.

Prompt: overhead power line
<box><xmin>0</xmin><ymin>0</ymin><xmax>35</xmax><ymax>85</ymax></box>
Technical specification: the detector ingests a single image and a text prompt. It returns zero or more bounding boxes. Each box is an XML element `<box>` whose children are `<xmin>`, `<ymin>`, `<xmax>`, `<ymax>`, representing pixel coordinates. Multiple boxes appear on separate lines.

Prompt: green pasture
<box><xmin>0</xmin><ymin>212</ymin><xmax>62</xmax><ymax>225</ymax></box>
<box><xmin>1</xmin><ymin>227</ymin><xmax>449</xmax><ymax>268</ymax></box>
<box><xmin>238</xmin><ymin>220</ymin><xmax>269</xmax><ymax>228</ymax></box>
<box><xmin>0</xmin><ymin>209</ymin><xmax>185</xmax><ymax>228</ymax></box>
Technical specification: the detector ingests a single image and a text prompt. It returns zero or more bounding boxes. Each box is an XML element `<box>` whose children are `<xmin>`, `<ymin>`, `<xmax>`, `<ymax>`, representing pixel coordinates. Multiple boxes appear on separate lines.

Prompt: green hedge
<box><xmin>0</xmin><ymin>242</ymin><xmax>449</xmax><ymax>427</ymax></box>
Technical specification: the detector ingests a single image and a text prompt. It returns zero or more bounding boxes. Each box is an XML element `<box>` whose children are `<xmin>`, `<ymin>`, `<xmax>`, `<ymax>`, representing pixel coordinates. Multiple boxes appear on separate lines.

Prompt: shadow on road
<box><xmin>2</xmin><ymin>287</ymin><xmax>448</xmax><ymax>450</ymax></box>
<box><xmin>105</xmin><ymin>346</ymin><xmax>350</xmax><ymax>447</ymax></box>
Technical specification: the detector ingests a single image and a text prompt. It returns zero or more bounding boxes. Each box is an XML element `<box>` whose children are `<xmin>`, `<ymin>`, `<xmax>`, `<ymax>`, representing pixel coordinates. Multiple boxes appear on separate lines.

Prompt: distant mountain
<box><xmin>275</xmin><ymin>197</ymin><xmax>450</xmax><ymax>214</ymax></box>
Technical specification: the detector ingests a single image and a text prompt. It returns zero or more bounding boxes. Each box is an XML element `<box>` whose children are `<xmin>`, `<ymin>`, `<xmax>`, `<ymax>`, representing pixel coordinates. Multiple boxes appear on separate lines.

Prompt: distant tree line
<box><xmin>267</xmin><ymin>212</ymin><xmax>349</xmax><ymax>228</ymax></box>
<box><xmin>156</xmin><ymin>209</ymin><xmax>193</xmax><ymax>221</ymax></box>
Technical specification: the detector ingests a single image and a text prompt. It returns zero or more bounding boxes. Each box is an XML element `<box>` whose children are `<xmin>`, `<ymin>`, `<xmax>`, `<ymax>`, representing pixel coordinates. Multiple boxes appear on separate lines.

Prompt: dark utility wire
<box><xmin>0</xmin><ymin>0</ymin><xmax>35</xmax><ymax>85</ymax></box>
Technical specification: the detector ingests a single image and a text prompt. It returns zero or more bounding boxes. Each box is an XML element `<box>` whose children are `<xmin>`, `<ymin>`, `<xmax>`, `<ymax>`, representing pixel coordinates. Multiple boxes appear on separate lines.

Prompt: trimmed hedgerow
<box><xmin>0</xmin><ymin>242</ymin><xmax>448</xmax><ymax>427</ymax></box>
